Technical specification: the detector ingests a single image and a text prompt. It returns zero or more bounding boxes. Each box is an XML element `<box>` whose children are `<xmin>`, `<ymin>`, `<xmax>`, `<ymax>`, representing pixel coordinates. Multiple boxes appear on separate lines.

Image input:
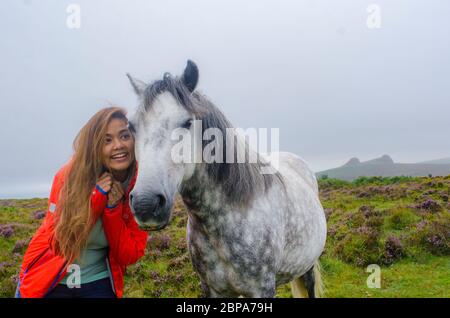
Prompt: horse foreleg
<box><xmin>200</xmin><ymin>280</ymin><xmax>212</xmax><ymax>298</ymax></box>
<box><xmin>243</xmin><ymin>276</ymin><xmax>276</xmax><ymax>298</ymax></box>
<box><xmin>244</xmin><ymin>287</ymin><xmax>276</xmax><ymax>298</ymax></box>
<box><xmin>199</xmin><ymin>280</ymin><xmax>229</xmax><ymax>298</ymax></box>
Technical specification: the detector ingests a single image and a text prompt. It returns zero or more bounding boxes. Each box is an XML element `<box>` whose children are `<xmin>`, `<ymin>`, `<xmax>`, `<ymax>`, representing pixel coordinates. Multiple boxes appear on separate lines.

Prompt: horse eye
<box><xmin>181</xmin><ymin>119</ymin><xmax>192</xmax><ymax>129</ymax></box>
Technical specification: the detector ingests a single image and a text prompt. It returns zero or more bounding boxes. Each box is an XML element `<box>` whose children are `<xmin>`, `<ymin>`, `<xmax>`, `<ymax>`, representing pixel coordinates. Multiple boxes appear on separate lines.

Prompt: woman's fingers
<box><xmin>96</xmin><ymin>174</ymin><xmax>125</xmax><ymax>200</ymax></box>
<box><xmin>100</xmin><ymin>182</ymin><xmax>112</xmax><ymax>193</ymax></box>
<box><xmin>100</xmin><ymin>177</ymin><xmax>112</xmax><ymax>188</ymax></box>
<box><xmin>98</xmin><ymin>172</ymin><xmax>112</xmax><ymax>183</ymax></box>
<box><xmin>97</xmin><ymin>173</ymin><xmax>113</xmax><ymax>192</ymax></box>
<box><xmin>108</xmin><ymin>181</ymin><xmax>124</xmax><ymax>206</ymax></box>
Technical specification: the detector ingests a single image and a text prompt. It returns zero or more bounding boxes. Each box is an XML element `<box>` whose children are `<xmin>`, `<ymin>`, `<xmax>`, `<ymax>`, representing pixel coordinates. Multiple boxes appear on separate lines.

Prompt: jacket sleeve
<box><xmin>90</xmin><ymin>184</ymin><xmax>108</xmax><ymax>220</ymax></box>
<box><xmin>101</xmin><ymin>202</ymin><xmax>148</xmax><ymax>266</ymax></box>
<box><xmin>19</xmin><ymin>167</ymin><xmax>65</xmax><ymax>281</ymax></box>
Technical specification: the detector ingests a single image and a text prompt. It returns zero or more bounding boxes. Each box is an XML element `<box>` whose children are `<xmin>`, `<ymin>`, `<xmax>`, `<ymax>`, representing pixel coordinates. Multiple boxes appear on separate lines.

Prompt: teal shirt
<box><xmin>60</xmin><ymin>218</ymin><xmax>110</xmax><ymax>285</ymax></box>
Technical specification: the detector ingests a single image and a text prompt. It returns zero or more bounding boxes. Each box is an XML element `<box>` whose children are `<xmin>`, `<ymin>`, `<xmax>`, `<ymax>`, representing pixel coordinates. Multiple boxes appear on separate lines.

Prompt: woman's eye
<box><xmin>181</xmin><ymin>119</ymin><xmax>192</xmax><ymax>129</ymax></box>
<box><xmin>105</xmin><ymin>138</ymin><xmax>112</xmax><ymax>144</ymax></box>
<box><xmin>121</xmin><ymin>134</ymin><xmax>131</xmax><ymax>140</ymax></box>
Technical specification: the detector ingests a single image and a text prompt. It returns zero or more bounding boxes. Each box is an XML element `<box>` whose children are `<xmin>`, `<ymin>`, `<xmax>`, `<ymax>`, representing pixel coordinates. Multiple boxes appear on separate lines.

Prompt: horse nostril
<box><xmin>157</xmin><ymin>194</ymin><xmax>166</xmax><ymax>208</ymax></box>
<box><xmin>131</xmin><ymin>192</ymin><xmax>167</xmax><ymax>217</ymax></box>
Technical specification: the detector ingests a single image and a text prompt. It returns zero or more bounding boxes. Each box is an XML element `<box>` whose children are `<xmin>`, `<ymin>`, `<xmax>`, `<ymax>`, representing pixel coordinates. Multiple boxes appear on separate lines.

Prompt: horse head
<box><xmin>126</xmin><ymin>60</ymin><xmax>201</xmax><ymax>230</ymax></box>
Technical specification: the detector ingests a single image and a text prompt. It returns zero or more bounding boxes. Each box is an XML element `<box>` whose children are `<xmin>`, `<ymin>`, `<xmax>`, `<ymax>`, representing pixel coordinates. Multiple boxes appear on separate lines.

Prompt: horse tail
<box><xmin>313</xmin><ymin>261</ymin><xmax>324</xmax><ymax>298</ymax></box>
<box><xmin>290</xmin><ymin>277</ymin><xmax>309</xmax><ymax>298</ymax></box>
<box><xmin>290</xmin><ymin>261</ymin><xmax>324</xmax><ymax>298</ymax></box>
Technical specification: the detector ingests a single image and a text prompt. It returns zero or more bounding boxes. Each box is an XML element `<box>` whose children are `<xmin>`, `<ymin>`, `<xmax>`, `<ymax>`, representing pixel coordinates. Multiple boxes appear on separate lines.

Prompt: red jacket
<box><xmin>16</xmin><ymin>162</ymin><xmax>148</xmax><ymax>298</ymax></box>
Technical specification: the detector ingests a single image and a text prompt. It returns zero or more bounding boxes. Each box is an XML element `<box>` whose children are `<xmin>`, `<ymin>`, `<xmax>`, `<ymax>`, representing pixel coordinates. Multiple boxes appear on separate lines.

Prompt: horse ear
<box><xmin>181</xmin><ymin>60</ymin><xmax>199</xmax><ymax>93</ymax></box>
<box><xmin>126</xmin><ymin>73</ymin><xmax>146</xmax><ymax>95</ymax></box>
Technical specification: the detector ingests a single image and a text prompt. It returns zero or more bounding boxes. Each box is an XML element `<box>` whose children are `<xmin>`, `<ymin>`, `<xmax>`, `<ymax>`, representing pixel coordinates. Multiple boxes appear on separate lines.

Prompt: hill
<box><xmin>418</xmin><ymin>157</ymin><xmax>450</xmax><ymax>165</ymax></box>
<box><xmin>317</xmin><ymin>155</ymin><xmax>450</xmax><ymax>181</ymax></box>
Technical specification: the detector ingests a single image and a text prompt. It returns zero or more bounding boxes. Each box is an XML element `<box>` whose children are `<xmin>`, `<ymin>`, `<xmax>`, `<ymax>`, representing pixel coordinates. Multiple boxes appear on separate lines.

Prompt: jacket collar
<box><xmin>126</xmin><ymin>161</ymin><xmax>138</xmax><ymax>196</ymax></box>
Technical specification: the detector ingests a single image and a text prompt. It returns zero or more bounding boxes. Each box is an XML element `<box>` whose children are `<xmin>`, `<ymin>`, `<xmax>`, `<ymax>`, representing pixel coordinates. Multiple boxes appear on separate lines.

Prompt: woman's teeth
<box><xmin>111</xmin><ymin>153</ymin><xmax>128</xmax><ymax>159</ymax></box>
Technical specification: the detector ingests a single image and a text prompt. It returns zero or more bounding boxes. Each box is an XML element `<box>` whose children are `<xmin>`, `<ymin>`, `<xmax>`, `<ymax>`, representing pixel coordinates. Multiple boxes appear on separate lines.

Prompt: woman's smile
<box><xmin>103</xmin><ymin>118</ymin><xmax>135</xmax><ymax>177</ymax></box>
<box><xmin>111</xmin><ymin>152</ymin><xmax>129</xmax><ymax>162</ymax></box>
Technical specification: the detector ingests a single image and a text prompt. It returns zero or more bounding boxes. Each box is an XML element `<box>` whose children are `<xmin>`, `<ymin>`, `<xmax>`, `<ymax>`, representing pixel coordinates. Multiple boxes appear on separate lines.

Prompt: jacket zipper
<box><xmin>19</xmin><ymin>247</ymin><xmax>50</xmax><ymax>291</ymax></box>
<box><xmin>44</xmin><ymin>262</ymin><xmax>68</xmax><ymax>297</ymax></box>
<box><xmin>19</xmin><ymin>247</ymin><xmax>67</xmax><ymax>297</ymax></box>
<box><xmin>15</xmin><ymin>248</ymin><xmax>48</xmax><ymax>298</ymax></box>
<box><xmin>23</xmin><ymin>247</ymin><xmax>50</xmax><ymax>275</ymax></box>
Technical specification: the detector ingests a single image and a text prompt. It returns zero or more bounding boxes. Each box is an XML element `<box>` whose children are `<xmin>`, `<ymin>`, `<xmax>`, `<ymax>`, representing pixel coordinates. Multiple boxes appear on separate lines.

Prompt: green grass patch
<box><xmin>1</xmin><ymin>176</ymin><xmax>449</xmax><ymax>297</ymax></box>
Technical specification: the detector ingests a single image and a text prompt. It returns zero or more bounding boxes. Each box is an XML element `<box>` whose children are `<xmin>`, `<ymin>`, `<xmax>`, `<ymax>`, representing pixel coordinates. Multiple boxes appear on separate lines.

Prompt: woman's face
<box><xmin>102</xmin><ymin>118</ymin><xmax>135</xmax><ymax>173</ymax></box>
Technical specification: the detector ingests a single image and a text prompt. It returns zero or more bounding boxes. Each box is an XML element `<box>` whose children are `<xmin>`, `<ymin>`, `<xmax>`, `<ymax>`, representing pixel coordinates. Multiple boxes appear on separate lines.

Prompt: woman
<box><xmin>16</xmin><ymin>107</ymin><xmax>148</xmax><ymax>298</ymax></box>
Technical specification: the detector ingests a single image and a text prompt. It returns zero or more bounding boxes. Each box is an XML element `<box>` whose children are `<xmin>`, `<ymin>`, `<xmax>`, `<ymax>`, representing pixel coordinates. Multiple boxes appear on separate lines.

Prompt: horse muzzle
<box><xmin>129</xmin><ymin>191</ymin><xmax>172</xmax><ymax>229</ymax></box>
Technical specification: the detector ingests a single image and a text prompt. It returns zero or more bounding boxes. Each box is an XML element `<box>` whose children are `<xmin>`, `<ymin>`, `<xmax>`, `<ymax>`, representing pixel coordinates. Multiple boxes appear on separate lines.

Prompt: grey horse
<box><xmin>126</xmin><ymin>61</ymin><xmax>327</xmax><ymax>298</ymax></box>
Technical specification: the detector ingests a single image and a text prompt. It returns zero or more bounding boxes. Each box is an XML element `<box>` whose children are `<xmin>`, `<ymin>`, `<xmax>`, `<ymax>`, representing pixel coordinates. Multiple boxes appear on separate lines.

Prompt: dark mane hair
<box><xmin>140</xmin><ymin>74</ymin><xmax>284</xmax><ymax>207</ymax></box>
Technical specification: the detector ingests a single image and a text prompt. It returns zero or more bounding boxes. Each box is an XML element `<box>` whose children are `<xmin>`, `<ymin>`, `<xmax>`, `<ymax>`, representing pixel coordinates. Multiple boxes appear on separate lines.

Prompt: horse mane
<box><xmin>141</xmin><ymin>75</ymin><xmax>284</xmax><ymax>208</ymax></box>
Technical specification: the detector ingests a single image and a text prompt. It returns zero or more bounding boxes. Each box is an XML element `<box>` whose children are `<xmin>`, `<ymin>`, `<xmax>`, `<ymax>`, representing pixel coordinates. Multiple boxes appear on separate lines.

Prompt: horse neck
<box><xmin>179</xmin><ymin>164</ymin><xmax>231</xmax><ymax>221</ymax></box>
<box><xmin>179</xmin><ymin>132</ymin><xmax>278</xmax><ymax>223</ymax></box>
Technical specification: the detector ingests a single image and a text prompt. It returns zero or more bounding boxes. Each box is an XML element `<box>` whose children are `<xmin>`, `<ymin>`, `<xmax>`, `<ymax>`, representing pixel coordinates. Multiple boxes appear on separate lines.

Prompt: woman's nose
<box><xmin>113</xmin><ymin>138</ymin><xmax>124</xmax><ymax>149</ymax></box>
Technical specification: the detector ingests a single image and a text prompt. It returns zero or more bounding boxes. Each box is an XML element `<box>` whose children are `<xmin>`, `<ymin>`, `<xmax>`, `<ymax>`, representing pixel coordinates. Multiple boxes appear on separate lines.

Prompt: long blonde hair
<box><xmin>53</xmin><ymin>107</ymin><xmax>131</xmax><ymax>262</ymax></box>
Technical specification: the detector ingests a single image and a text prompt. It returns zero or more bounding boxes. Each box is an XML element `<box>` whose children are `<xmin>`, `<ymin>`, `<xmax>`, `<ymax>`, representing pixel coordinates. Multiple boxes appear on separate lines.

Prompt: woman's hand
<box><xmin>96</xmin><ymin>172</ymin><xmax>113</xmax><ymax>193</ymax></box>
<box><xmin>96</xmin><ymin>173</ymin><xmax>124</xmax><ymax>207</ymax></box>
<box><xmin>107</xmin><ymin>181</ymin><xmax>124</xmax><ymax>207</ymax></box>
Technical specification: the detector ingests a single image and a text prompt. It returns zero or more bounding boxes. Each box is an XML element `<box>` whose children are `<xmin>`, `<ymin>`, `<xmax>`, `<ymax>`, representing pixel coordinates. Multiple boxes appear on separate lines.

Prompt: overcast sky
<box><xmin>1</xmin><ymin>0</ymin><xmax>449</xmax><ymax>198</ymax></box>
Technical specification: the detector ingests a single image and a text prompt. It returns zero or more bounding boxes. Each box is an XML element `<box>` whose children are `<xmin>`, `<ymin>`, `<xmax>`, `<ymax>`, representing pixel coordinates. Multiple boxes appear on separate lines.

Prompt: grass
<box><xmin>319</xmin><ymin>255</ymin><xmax>449</xmax><ymax>298</ymax></box>
<box><xmin>1</xmin><ymin>176</ymin><xmax>449</xmax><ymax>297</ymax></box>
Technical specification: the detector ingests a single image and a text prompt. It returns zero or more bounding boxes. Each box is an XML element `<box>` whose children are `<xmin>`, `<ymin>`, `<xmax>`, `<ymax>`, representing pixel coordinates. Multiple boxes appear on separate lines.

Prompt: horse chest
<box><xmin>187</xmin><ymin>215</ymin><xmax>277</xmax><ymax>289</ymax></box>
